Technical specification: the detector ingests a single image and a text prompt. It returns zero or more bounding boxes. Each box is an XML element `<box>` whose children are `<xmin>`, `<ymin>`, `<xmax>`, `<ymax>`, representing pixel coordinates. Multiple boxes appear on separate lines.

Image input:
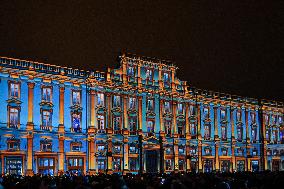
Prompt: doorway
<box><xmin>220</xmin><ymin>160</ymin><xmax>230</xmax><ymax>172</ymax></box>
<box><xmin>146</xmin><ymin>150</ymin><xmax>158</xmax><ymax>173</ymax></box>
<box><xmin>272</xmin><ymin>160</ymin><xmax>280</xmax><ymax>171</ymax></box>
<box><xmin>203</xmin><ymin>159</ymin><xmax>213</xmax><ymax>173</ymax></box>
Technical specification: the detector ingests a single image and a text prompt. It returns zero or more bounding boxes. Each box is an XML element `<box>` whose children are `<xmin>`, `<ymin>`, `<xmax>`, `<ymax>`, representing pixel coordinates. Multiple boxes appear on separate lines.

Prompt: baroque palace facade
<box><xmin>0</xmin><ymin>53</ymin><xmax>283</xmax><ymax>176</ymax></box>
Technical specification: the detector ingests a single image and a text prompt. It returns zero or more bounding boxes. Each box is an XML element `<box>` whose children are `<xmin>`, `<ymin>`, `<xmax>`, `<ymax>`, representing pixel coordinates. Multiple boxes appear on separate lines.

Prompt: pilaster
<box><xmin>138</xmin><ymin>96</ymin><xmax>143</xmax><ymax>133</ymax></box>
<box><xmin>123</xmin><ymin>137</ymin><xmax>129</xmax><ymax>175</ymax></box>
<box><xmin>172</xmin><ymin>100</ymin><xmax>177</xmax><ymax>137</ymax></box>
<box><xmin>106</xmin><ymin>137</ymin><xmax>113</xmax><ymax>174</ymax></box>
<box><xmin>106</xmin><ymin>93</ymin><xmax>112</xmax><ymax>133</ymax></box>
<box><xmin>26</xmin><ymin>82</ymin><xmax>35</xmax><ymax>176</ymax></box>
<box><xmin>174</xmin><ymin>139</ymin><xmax>179</xmax><ymax>173</ymax></box>
<box><xmin>58</xmin><ymin>85</ymin><xmax>65</xmax><ymax>128</ymax></box>
<box><xmin>185</xmin><ymin>103</ymin><xmax>191</xmax><ymax>139</ymax></box>
<box><xmin>159</xmin><ymin>98</ymin><xmax>165</xmax><ymax>136</ymax></box>
<box><xmin>88</xmin><ymin>136</ymin><xmax>96</xmax><ymax>175</ymax></box>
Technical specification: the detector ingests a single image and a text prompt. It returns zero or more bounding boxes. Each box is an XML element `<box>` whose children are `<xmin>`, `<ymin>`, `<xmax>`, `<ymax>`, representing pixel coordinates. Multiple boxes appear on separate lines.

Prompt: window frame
<box><xmin>41</xmin><ymin>86</ymin><xmax>53</xmax><ymax>103</ymax></box>
<box><xmin>8</xmin><ymin>81</ymin><xmax>20</xmax><ymax>99</ymax></box>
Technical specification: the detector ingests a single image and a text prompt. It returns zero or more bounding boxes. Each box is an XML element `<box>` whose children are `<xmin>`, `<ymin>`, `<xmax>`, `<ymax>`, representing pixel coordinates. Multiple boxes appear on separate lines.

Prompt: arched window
<box><xmin>147</xmin><ymin>120</ymin><xmax>154</xmax><ymax>133</ymax></box>
<box><xmin>113</xmin><ymin>95</ymin><xmax>121</xmax><ymax>108</ymax></box>
<box><xmin>220</xmin><ymin>109</ymin><xmax>226</xmax><ymax>121</ymax></box>
<box><xmin>203</xmin><ymin>107</ymin><xmax>209</xmax><ymax>119</ymax></box>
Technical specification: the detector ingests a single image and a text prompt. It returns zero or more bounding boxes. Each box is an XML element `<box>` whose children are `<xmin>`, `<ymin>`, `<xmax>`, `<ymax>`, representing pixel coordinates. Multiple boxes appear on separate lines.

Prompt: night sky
<box><xmin>0</xmin><ymin>1</ymin><xmax>283</xmax><ymax>101</ymax></box>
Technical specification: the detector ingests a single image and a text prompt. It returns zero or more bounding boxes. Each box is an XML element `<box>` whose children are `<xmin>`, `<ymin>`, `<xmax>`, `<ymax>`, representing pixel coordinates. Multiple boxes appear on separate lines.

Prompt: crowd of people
<box><xmin>0</xmin><ymin>171</ymin><xmax>283</xmax><ymax>189</ymax></box>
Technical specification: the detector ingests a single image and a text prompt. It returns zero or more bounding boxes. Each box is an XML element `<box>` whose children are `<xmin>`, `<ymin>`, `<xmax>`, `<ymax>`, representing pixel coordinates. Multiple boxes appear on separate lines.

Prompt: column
<box><xmin>106</xmin><ymin>137</ymin><xmax>113</xmax><ymax>174</ymax></box>
<box><xmin>122</xmin><ymin>53</ymin><xmax>128</xmax><ymax>85</ymax></box>
<box><xmin>59</xmin><ymin>86</ymin><xmax>65</xmax><ymax>128</ymax></box>
<box><xmin>197</xmin><ymin>103</ymin><xmax>202</xmax><ymax>172</ymax></box>
<box><xmin>106</xmin><ymin>93</ymin><xmax>112</xmax><ymax>133</ymax></box>
<box><xmin>245</xmin><ymin>108</ymin><xmax>251</xmax><ymax>171</ymax></box>
<box><xmin>26</xmin><ymin>82</ymin><xmax>35</xmax><ymax>176</ymax></box>
<box><xmin>58</xmin><ymin>137</ymin><xmax>64</xmax><ymax>175</ymax></box>
<box><xmin>185</xmin><ymin>103</ymin><xmax>191</xmax><ymax>139</ymax></box>
<box><xmin>58</xmin><ymin>85</ymin><xmax>65</xmax><ymax>175</ymax></box>
<box><xmin>230</xmin><ymin>108</ymin><xmax>236</xmax><ymax>171</ymax></box>
<box><xmin>137</xmin><ymin>62</ymin><xmax>142</xmax><ymax>88</ymax></box>
<box><xmin>138</xmin><ymin>96</ymin><xmax>143</xmax><ymax>133</ymax></box>
<box><xmin>172</xmin><ymin>100</ymin><xmax>177</xmax><ymax>136</ymax></box>
<box><xmin>171</xmin><ymin>67</ymin><xmax>176</xmax><ymax>92</ymax></box>
<box><xmin>158</xmin><ymin>65</ymin><xmax>164</xmax><ymax>90</ymax></box>
<box><xmin>123</xmin><ymin>137</ymin><xmax>129</xmax><ymax>175</ymax></box>
<box><xmin>174</xmin><ymin>139</ymin><xmax>179</xmax><ymax>173</ymax></box>
<box><xmin>215</xmin><ymin>143</ymin><xmax>220</xmax><ymax>171</ymax></box>
<box><xmin>88</xmin><ymin>137</ymin><xmax>96</xmax><ymax>175</ymax></box>
<box><xmin>123</xmin><ymin>95</ymin><xmax>129</xmax><ymax>131</ymax></box>
<box><xmin>262</xmin><ymin>112</ymin><xmax>268</xmax><ymax>170</ymax></box>
<box><xmin>214</xmin><ymin>106</ymin><xmax>219</xmax><ymax>139</ymax></box>
<box><xmin>160</xmin><ymin>99</ymin><xmax>165</xmax><ymax>135</ymax></box>
<box><xmin>186</xmin><ymin>143</ymin><xmax>191</xmax><ymax>172</ymax></box>
<box><xmin>90</xmin><ymin>90</ymin><xmax>95</xmax><ymax>128</ymax></box>
<box><xmin>214</xmin><ymin>105</ymin><xmax>220</xmax><ymax>171</ymax></box>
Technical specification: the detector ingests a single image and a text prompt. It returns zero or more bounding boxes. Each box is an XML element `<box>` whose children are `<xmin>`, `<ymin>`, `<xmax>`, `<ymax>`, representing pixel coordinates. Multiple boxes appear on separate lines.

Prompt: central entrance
<box><xmin>146</xmin><ymin>150</ymin><xmax>158</xmax><ymax>173</ymax></box>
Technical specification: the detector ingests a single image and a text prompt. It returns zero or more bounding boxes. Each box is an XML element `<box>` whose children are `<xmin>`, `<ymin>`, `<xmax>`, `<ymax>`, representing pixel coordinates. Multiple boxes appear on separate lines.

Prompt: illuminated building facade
<box><xmin>0</xmin><ymin>53</ymin><xmax>283</xmax><ymax>175</ymax></box>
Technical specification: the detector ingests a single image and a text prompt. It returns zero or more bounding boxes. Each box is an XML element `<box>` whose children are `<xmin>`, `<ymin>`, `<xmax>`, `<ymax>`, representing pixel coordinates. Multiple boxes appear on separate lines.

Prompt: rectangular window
<box><xmin>98</xmin><ymin>145</ymin><xmax>105</xmax><ymax>152</ymax></box>
<box><xmin>9</xmin><ymin>82</ymin><xmax>20</xmax><ymax>99</ymax></box>
<box><xmin>129</xmin><ymin>158</ymin><xmax>137</xmax><ymax>171</ymax></box>
<box><xmin>164</xmin><ymin>101</ymin><xmax>171</xmax><ymax>113</ymax></box>
<box><xmin>272</xmin><ymin>130</ymin><xmax>278</xmax><ymax>143</ymax></box>
<box><xmin>236</xmin><ymin>110</ymin><xmax>242</xmax><ymax>122</ymax></box>
<box><xmin>265</xmin><ymin>114</ymin><xmax>269</xmax><ymax>125</ymax></box>
<box><xmin>72</xmin><ymin>113</ymin><xmax>81</xmax><ymax>132</ymax></box>
<box><xmin>203</xmin><ymin>107</ymin><xmax>209</xmax><ymax>119</ymax></box>
<box><xmin>129</xmin><ymin>97</ymin><xmax>136</xmax><ymax>109</ymax></box>
<box><xmin>40</xmin><ymin>140</ymin><xmax>52</xmax><ymax>152</ymax></box>
<box><xmin>97</xmin><ymin>93</ymin><xmax>104</xmax><ymax>106</ymax></box>
<box><xmin>204</xmin><ymin>124</ymin><xmax>210</xmax><ymax>139</ymax></box>
<box><xmin>113</xmin><ymin>157</ymin><xmax>121</xmax><ymax>171</ymax></box>
<box><xmin>113</xmin><ymin>116</ymin><xmax>121</xmax><ymax>134</ymax></box>
<box><xmin>147</xmin><ymin>99</ymin><xmax>154</xmax><ymax>111</ymax></box>
<box><xmin>221</xmin><ymin>126</ymin><xmax>227</xmax><ymax>140</ymax></box>
<box><xmin>145</xmin><ymin>69</ymin><xmax>153</xmax><ymax>80</ymax></box>
<box><xmin>251</xmin><ymin>127</ymin><xmax>257</xmax><ymax>142</ymax></box>
<box><xmin>220</xmin><ymin>109</ymin><xmax>226</xmax><ymax>120</ymax></box>
<box><xmin>237</xmin><ymin>126</ymin><xmax>243</xmax><ymax>141</ymax></box>
<box><xmin>266</xmin><ymin>128</ymin><xmax>271</xmax><ymax>142</ymax></box>
<box><xmin>72</xmin><ymin>91</ymin><xmax>81</xmax><ymax>105</ymax></box>
<box><xmin>163</xmin><ymin>72</ymin><xmax>170</xmax><ymax>87</ymax></box>
<box><xmin>250</xmin><ymin>112</ymin><xmax>256</xmax><ymax>124</ymax></box>
<box><xmin>113</xmin><ymin>145</ymin><xmax>121</xmax><ymax>154</ymax></box>
<box><xmin>164</xmin><ymin>120</ymin><xmax>172</xmax><ymax>136</ymax></box>
<box><xmin>7</xmin><ymin>139</ymin><xmax>20</xmax><ymax>151</ymax></box>
<box><xmin>42</xmin><ymin>87</ymin><xmax>52</xmax><ymax>102</ymax></box>
<box><xmin>38</xmin><ymin>158</ymin><xmax>55</xmax><ymax>176</ymax></box>
<box><xmin>9</xmin><ymin>107</ymin><xmax>19</xmax><ymax>128</ymax></box>
<box><xmin>41</xmin><ymin>110</ymin><xmax>52</xmax><ymax>130</ymax></box>
<box><xmin>129</xmin><ymin>117</ymin><xmax>137</xmax><ymax>135</ymax></box>
<box><xmin>178</xmin><ymin>103</ymin><xmax>184</xmax><ymax>114</ymax></box>
<box><xmin>190</xmin><ymin>123</ymin><xmax>196</xmax><ymax>136</ymax></box>
<box><xmin>68</xmin><ymin>157</ymin><xmax>84</xmax><ymax>172</ymax></box>
<box><xmin>189</xmin><ymin>105</ymin><xmax>196</xmax><ymax>116</ymax></box>
<box><xmin>166</xmin><ymin>159</ymin><xmax>172</xmax><ymax>170</ymax></box>
<box><xmin>177</xmin><ymin>120</ymin><xmax>185</xmax><ymax>137</ymax></box>
<box><xmin>179</xmin><ymin>159</ymin><xmax>185</xmax><ymax>170</ymax></box>
<box><xmin>129</xmin><ymin>146</ymin><xmax>137</xmax><ymax>154</ymax></box>
<box><xmin>113</xmin><ymin>95</ymin><xmax>121</xmax><ymax>108</ymax></box>
<box><xmin>127</xmin><ymin>66</ymin><xmax>135</xmax><ymax>77</ymax></box>
<box><xmin>97</xmin><ymin>115</ymin><xmax>105</xmax><ymax>132</ymax></box>
<box><xmin>98</xmin><ymin>159</ymin><xmax>105</xmax><ymax>171</ymax></box>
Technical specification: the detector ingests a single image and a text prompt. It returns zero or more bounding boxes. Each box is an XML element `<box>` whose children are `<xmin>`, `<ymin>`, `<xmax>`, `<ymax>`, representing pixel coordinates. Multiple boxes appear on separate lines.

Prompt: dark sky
<box><xmin>0</xmin><ymin>0</ymin><xmax>283</xmax><ymax>101</ymax></box>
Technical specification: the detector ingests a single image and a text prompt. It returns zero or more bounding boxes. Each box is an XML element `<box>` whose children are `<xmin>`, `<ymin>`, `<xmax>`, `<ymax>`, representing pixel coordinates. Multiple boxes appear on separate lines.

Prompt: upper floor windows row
<box><xmin>127</xmin><ymin>65</ymin><xmax>172</xmax><ymax>84</ymax></box>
